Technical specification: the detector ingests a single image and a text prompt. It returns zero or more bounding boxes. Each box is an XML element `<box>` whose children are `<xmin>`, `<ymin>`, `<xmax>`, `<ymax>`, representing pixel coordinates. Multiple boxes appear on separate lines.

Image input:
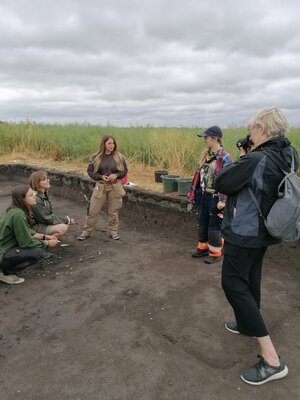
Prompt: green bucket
<box><xmin>161</xmin><ymin>175</ymin><xmax>180</xmax><ymax>193</ymax></box>
<box><xmin>177</xmin><ymin>177</ymin><xmax>193</xmax><ymax>196</ymax></box>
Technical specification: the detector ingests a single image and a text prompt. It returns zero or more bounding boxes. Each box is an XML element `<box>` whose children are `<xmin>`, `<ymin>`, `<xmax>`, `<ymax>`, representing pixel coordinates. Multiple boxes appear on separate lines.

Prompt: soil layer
<box><xmin>0</xmin><ymin>177</ymin><xmax>299</xmax><ymax>400</ymax></box>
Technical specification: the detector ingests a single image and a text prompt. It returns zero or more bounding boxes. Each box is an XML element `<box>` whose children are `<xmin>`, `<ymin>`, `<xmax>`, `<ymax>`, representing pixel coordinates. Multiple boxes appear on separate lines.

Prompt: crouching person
<box><xmin>0</xmin><ymin>185</ymin><xmax>59</xmax><ymax>285</ymax></box>
<box><xmin>29</xmin><ymin>171</ymin><xmax>76</xmax><ymax>239</ymax></box>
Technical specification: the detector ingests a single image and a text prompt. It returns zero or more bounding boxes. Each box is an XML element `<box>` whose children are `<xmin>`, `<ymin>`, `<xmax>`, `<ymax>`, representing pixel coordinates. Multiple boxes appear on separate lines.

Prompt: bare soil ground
<box><xmin>0</xmin><ymin>175</ymin><xmax>299</xmax><ymax>400</ymax></box>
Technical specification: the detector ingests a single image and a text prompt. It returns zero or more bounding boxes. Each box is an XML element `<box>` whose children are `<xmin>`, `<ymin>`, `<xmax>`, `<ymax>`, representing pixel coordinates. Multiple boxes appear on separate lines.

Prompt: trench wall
<box><xmin>0</xmin><ymin>164</ymin><xmax>195</xmax><ymax>234</ymax></box>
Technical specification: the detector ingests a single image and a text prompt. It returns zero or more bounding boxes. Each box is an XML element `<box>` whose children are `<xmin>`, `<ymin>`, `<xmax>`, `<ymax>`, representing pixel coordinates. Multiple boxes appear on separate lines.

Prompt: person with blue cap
<box><xmin>188</xmin><ymin>126</ymin><xmax>232</xmax><ymax>264</ymax></box>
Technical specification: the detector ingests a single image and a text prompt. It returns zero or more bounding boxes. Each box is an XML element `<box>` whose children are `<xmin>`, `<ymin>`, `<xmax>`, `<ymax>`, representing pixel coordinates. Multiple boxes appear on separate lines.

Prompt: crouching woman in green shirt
<box><xmin>0</xmin><ymin>185</ymin><xmax>59</xmax><ymax>285</ymax></box>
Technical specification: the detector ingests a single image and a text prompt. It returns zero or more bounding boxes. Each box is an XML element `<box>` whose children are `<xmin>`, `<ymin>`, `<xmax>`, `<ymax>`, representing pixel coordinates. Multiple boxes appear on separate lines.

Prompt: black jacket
<box><xmin>215</xmin><ymin>137</ymin><xmax>299</xmax><ymax>248</ymax></box>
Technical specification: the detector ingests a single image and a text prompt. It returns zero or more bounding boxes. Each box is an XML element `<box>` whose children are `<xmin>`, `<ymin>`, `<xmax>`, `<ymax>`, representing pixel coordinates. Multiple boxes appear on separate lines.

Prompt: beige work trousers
<box><xmin>83</xmin><ymin>182</ymin><xmax>125</xmax><ymax>236</ymax></box>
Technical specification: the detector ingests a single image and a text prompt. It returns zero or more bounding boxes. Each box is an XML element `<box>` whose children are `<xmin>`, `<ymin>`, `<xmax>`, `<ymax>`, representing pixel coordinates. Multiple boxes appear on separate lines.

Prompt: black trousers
<box><xmin>0</xmin><ymin>247</ymin><xmax>45</xmax><ymax>275</ymax></box>
<box><xmin>221</xmin><ymin>242</ymin><xmax>268</xmax><ymax>337</ymax></box>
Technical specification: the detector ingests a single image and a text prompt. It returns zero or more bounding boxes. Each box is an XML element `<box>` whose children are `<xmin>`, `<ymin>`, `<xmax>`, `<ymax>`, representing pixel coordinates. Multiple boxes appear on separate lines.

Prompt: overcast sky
<box><xmin>1</xmin><ymin>0</ymin><xmax>300</xmax><ymax>127</ymax></box>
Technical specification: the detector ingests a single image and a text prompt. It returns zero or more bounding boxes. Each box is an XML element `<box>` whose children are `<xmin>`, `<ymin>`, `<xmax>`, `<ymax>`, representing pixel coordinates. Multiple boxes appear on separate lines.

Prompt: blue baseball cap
<box><xmin>197</xmin><ymin>126</ymin><xmax>223</xmax><ymax>138</ymax></box>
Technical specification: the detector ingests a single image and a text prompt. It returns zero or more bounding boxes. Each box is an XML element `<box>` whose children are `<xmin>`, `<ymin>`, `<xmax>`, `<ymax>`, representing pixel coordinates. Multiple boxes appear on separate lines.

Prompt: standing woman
<box><xmin>29</xmin><ymin>171</ymin><xmax>76</xmax><ymax>239</ymax></box>
<box><xmin>78</xmin><ymin>135</ymin><xmax>128</xmax><ymax>241</ymax></box>
<box><xmin>0</xmin><ymin>185</ymin><xmax>59</xmax><ymax>285</ymax></box>
<box><xmin>215</xmin><ymin>107</ymin><xmax>298</xmax><ymax>385</ymax></box>
<box><xmin>188</xmin><ymin>126</ymin><xmax>232</xmax><ymax>264</ymax></box>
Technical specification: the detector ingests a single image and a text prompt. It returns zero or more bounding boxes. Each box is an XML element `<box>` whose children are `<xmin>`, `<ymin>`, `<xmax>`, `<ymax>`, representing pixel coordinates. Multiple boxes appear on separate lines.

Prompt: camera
<box><xmin>236</xmin><ymin>134</ymin><xmax>253</xmax><ymax>153</ymax></box>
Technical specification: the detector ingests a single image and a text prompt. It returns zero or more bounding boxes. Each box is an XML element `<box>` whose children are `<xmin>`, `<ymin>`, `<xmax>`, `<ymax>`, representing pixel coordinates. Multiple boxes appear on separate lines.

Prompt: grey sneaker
<box><xmin>241</xmin><ymin>355</ymin><xmax>288</xmax><ymax>385</ymax></box>
<box><xmin>110</xmin><ymin>234</ymin><xmax>120</xmax><ymax>240</ymax></box>
<box><xmin>78</xmin><ymin>233</ymin><xmax>88</xmax><ymax>241</ymax></box>
<box><xmin>0</xmin><ymin>272</ymin><xmax>25</xmax><ymax>285</ymax></box>
<box><xmin>225</xmin><ymin>321</ymin><xmax>240</xmax><ymax>334</ymax></box>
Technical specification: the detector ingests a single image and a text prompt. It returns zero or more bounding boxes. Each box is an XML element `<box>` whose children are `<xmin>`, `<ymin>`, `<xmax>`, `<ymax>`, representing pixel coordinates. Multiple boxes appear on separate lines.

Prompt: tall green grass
<box><xmin>0</xmin><ymin>122</ymin><xmax>299</xmax><ymax>174</ymax></box>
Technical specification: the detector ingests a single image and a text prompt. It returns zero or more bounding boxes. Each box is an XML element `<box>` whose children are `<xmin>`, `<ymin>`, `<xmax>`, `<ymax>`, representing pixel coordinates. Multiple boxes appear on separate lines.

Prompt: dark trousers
<box><xmin>0</xmin><ymin>247</ymin><xmax>45</xmax><ymax>275</ymax></box>
<box><xmin>221</xmin><ymin>242</ymin><xmax>268</xmax><ymax>337</ymax></box>
<box><xmin>196</xmin><ymin>191</ymin><xmax>223</xmax><ymax>247</ymax></box>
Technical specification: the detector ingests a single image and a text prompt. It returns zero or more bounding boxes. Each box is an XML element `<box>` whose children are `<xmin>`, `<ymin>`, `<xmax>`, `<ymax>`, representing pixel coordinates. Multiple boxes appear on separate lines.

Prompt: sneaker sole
<box><xmin>0</xmin><ymin>278</ymin><xmax>25</xmax><ymax>285</ymax></box>
<box><xmin>225</xmin><ymin>323</ymin><xmax>240</xmax><ymax>334</ymax></box>
<box><xmin>11</xmin><ymin>278</ymin><xmax>25</xmax><ymax>285</ymax></box>
<box><xmin>241</xmin><ymin>365</ymin><xmax>288</xmax><ymax>385</ymax></box>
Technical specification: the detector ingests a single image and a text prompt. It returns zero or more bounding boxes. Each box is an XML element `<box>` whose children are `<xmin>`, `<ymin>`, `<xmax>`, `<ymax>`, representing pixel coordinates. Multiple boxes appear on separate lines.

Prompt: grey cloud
<box><xmin>0</xmin><ymin>0</ymin><xmax>300</xmax><ymax>126</ymax></box>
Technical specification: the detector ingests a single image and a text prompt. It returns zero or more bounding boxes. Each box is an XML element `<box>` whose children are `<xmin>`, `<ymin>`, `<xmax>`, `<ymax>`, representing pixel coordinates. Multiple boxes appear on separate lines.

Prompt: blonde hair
<box><xmin>29</xmin><ymin>171</ymin><xmax>49</xmax><ymax>193</ymax></box>
<box><xmin>93</xmin><ymin>135</ymin><xmax>124</xmax><ymax>173</ymax></box>
<box><xmin>248</xmin><ymin>106</ymin><xmax>289</xmax><ymax>137</ymax></box>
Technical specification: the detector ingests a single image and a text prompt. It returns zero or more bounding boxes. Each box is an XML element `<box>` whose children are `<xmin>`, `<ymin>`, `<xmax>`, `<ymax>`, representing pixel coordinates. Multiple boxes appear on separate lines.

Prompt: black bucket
<box><xmin>154</xmin><ymin>170</ymin><xmax>168</xmax><ymax>183</ymax></box>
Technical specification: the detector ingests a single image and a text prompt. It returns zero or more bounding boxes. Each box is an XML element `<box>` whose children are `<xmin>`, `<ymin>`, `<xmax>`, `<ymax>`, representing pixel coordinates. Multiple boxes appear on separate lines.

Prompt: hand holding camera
<box><xmin>236</xmin><ymin>134</ymin><xmax>253</xmax><ymax>154</ymax></box>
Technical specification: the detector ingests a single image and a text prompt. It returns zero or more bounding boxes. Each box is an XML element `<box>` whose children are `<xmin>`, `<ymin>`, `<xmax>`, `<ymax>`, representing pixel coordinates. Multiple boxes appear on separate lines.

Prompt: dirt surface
<box><xmin>0</xmin><ymin>177</ymin><xmax>299</xmax><ymax>400</ymax></box>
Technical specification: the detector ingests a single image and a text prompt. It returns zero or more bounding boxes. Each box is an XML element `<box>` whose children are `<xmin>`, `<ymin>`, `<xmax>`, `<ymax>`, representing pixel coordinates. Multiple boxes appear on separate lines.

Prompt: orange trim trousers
<box><xmin>196</xmin><ymin>191</ymin><xmax>223</xmax><ymax>256</ymax></box>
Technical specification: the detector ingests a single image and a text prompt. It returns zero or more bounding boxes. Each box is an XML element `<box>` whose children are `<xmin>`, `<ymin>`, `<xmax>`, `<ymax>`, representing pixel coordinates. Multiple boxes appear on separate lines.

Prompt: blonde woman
<box><xmin>215</xmin><ymin>107</ymin><xmax>299</xmax><ymax>385</ymax></box>
<box><xmin>78</xmin><ymin>135</ymin><xmax>128</xmax><ymax>241</ymax></box>
<box><xmin>188</xmin><ymin>126</ymin><xmax>232</xmax><ymax>264</ymax></box>
<box><xmin>29</xmin><ymin>171</ymin><xmax>76</xmax><ymax>239</ymax></box>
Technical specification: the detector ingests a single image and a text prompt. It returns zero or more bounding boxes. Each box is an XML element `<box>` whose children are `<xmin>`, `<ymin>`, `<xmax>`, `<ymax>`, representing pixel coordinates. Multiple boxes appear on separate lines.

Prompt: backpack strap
<box><xmin>291</xmin><ymin>149</ymin><xmax>295</xmax><ymax>172</ymax></box>
<box><xmin>277</xmin><ymin>170</ymin><xmax>296</xmax><ymax>196</ymax></box>
<box><xmin>261</xmin><ymin>147</ymin><xmax>295</xmax><ymax>175</ymax></box>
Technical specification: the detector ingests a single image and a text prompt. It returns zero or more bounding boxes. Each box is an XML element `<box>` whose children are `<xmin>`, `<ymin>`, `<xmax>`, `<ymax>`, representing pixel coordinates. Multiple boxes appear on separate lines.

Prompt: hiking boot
<box><xmin>204</xmin><ymin>255</ymin><xmax>221</xmax><ymax>264</ymax></box>
<box><xmin>225</xmin><ymin>321</ymin><xmax>240</xmax><ymax>334</ymax></box>
<box><xmin>0</xmin><ymin>272</ymin><xmax>25</xmax><ymax>285</ymax></box>
<box><xmin>110</xmin><ymin>234</ymin><xmax>120</xmax><ymax>240</ymax></box>
<box><xmin>191</xmin><ymin>249</ymin><xmax>209</xmax><ymax>258</ymax></box>
<box><xmin>241</xmin><ymin>355</ymin><xmax>288</xmax><ymax>385</ymax></box>
<box><xmin>78</xmin><ymin>233</ymin><xmax>88</xmax><ymax>241</ymax></box>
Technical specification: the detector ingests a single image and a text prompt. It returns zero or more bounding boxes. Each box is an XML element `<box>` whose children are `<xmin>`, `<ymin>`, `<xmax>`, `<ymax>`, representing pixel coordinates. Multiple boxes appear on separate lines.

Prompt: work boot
<box><xmin>204</xmin><ymin>255</ymin><xmax>221</xmax><ymax>264</ymax></box>
<box><xmin>191</xmin><ymin>249</ymin><xmax>209</xmax><ymax>258</ymax></box>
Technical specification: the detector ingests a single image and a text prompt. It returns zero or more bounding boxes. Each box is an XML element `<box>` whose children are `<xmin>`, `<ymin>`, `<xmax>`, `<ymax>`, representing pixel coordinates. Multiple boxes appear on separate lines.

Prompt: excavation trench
<box><xmin>0</xmin><ymin>165</ymin><xmax>299</xmax><ymax>400</ymax></box>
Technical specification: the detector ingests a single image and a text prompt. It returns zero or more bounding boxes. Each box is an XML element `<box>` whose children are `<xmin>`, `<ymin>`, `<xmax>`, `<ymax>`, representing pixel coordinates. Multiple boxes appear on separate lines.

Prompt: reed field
<box><xmin>0</xmin><ymin>122</ymin><xmax>299</xmax><ymax>174</ymax></box>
